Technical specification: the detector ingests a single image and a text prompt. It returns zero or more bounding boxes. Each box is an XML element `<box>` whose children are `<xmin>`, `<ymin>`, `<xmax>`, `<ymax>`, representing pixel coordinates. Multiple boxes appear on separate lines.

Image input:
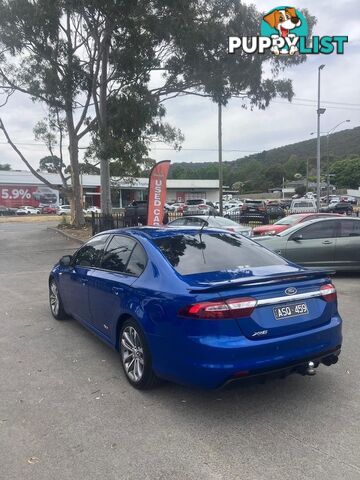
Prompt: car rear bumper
<box><xmin>149</xmin><ymin>315</ymin><xmax>342</xmax><ymax>389</ymax></box>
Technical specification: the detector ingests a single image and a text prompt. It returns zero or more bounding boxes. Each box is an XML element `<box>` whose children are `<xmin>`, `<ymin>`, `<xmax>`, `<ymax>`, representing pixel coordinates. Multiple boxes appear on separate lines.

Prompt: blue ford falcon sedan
<box><xmin>49</xmin><ymin>227</ymin><xmax>342</xmax><ymax>389</ymax></box>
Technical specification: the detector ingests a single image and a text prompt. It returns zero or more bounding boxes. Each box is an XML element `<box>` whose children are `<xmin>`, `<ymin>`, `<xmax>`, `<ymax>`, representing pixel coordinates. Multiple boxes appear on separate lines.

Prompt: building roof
<box><xmin>0</xmin><ymin>170</ymin><xmax>219</xmax><ymax>189</ymax></box>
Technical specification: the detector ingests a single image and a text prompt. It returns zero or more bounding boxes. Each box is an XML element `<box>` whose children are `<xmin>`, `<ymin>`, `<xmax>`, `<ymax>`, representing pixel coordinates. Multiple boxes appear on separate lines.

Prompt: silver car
<box><xmin>255</xmin><ymin>217</ymin><xmax>360</xmax><ymax>271</ymax></box>
<box><xmin>167</xmin><ymin>215</ymin><xmax>252</xmax><ymax>236</ymax></box>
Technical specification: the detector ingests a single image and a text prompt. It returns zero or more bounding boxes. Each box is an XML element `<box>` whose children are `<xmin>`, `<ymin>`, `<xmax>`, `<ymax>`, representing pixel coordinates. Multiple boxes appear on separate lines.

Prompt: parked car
<box><xmin>58</xmin><ymin>205</ymin><xmax>71</xmax><ymax>215</ymax></box>
<box><xmin>170</xmin><ymin>202</ymin><xmax>185</xmax><ymax>213</ymax></box>
<box><xmin>124</xmin><ymin>200</ymin><xmax>148</xmax><ymax>225</ymax></box>
<box><xmin>255</xmin><ymin>217</ymin><xmax>360</xmax><ymax>271</ymax></box>
<box><xmin>183</xmin><ymin>199</ymin><xmax>216</xmax><ymax>216</ymax></box>
<box><xmin>267</xmin><ymin>205</ymin><xmax>286</xmax><ymax>220</ymax></box>
<box><xmin>321</xmin><ymin>202</ymin><xmax>353</xmax><ymax>215</ymax></box>
<box><xmin>290</xmin><ymin>198</ymin><xmax>317</xmax><ymax>214</ymax></box>
<box><xmin>49</xmin><ymin>227</ymin><xmax>342</xmax><ymax>389</ymax></box>
<box><xmin>279</xmin><ymin>199</ymin><xmax>292</xmax><ymax>210</ymax></box>
<box><xmin>224</xmin><ymin>205</ymin><xmax>242</xmax><ymax>219</ymax></box>
<box><xmin>240</xmin><ymin>199</ymin><xmax>269</xmax><ymax>224</ymax></box>
<box><xmin>16</xmin><ymin>206</ymin><xmax>41</xmax><ymax>215</ymax></box>
<box><xmin>0</xmin><ymin>205</ymin><xmax>17</xmax><ymax>216</ymax></box>
<box><xmin>167</xmin><ymin>215</ymin><xmax>252</xmax><ymax>236</ymax></box>
<box><xmin>85</xmin><ymin>206</ymin><xmax>102</xmax><ymax>214</ymax></box>
<box><xmin>340</xmin><ymin>196</ymin><xmax>357</xmax><ymax>205</ymax></box>
<box><xmin>253</xmin><ymin>213</ymin><xmax>342</xmax><ymax>236</ymax></box>
<box><xmin>42</xmin><ymin>205</ymin><xmax>58</xmax><ymax>214</ymax></box>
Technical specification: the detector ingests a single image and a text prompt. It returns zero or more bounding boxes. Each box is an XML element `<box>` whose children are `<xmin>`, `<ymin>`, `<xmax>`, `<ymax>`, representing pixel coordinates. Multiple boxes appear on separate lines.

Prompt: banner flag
<box><xmin>147</xmin><ymin>160</ymin><xmax>171</xmax><ymax>226</ymax></box>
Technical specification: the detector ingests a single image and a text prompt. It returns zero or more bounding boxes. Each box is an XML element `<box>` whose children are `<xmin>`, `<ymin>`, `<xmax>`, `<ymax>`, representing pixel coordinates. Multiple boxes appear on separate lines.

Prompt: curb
<box><xmin>47</xmin><ymin>227</ymin><xmax>84</xmax><ymax>245</ymax></box>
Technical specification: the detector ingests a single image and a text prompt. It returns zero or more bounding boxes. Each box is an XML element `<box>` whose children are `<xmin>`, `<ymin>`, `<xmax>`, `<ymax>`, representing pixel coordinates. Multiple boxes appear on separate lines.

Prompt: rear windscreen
<box><xmin>186</xmin><ymin>199</ymin><xmax>204</xmax><ymax>205</ymax></box>
<box><xmin>154</xmin><ymin>233</ymin><xmax>287</xmax><ymax>275</ymax></box>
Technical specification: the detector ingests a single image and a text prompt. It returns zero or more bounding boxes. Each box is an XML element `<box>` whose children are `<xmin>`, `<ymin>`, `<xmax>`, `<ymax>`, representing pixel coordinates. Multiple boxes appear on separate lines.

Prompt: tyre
<box><xmin>120</xmin><ymin>318</ymin><xmax>159</xmax><ymax>390</ymax></box>
<box><xmin>49</xmin><ymin>279</ymin><xmax>69</xmax><ymax>320</ymax></box>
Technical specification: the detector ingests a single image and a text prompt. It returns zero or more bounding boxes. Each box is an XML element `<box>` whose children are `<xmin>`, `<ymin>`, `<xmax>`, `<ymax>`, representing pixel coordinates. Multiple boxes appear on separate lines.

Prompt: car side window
<box><xmin>126</xmin><ymin>244</ymin><xmax>147</xmax><ymax>276</ymax></box>
<box><xmin>185</xmin><ymin>217</ymin><xmax>207</xmax><ymax>226</ymax></box>
<box><xmin>170</xmin><ymin>218</ymin><xmax>187</xmax><ymax>226</ymax></box>
<box><xmin>101</xmin><ymin>235</ymin><xmax>136</xmax><ymax>273</ymax></box>
<box><xmin>295</xmin><ymin>221</ymin><xmax>337</xmax><ymax>240</ymax></box>
<box><xmin>73</xmin><ymin>235</ymin><xmax>109</xmax><ymax>268</ymax></box>
<box><xmin>340</xmin><ymin>220</ymin><xmax>360</xmax><ymax>237</ymax></box>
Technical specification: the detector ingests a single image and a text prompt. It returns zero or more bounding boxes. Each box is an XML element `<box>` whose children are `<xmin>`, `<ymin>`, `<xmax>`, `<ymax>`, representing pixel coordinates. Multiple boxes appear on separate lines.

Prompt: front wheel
<box><xmin>120</xmin><ymin>319</ymin><xmax>159</xmax><ymax>390</ymax></box>
<box><xmin>49</xmin><ymin>279</ymin><xmax>69</xmax><ymax>320</ymax></box>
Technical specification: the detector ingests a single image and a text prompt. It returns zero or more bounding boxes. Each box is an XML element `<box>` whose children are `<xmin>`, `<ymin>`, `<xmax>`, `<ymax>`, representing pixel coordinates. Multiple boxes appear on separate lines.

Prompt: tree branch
<box><xmin>0</xmin><ymin>118</ymin><xmax>69</xmax><ymax>194</ymax></box>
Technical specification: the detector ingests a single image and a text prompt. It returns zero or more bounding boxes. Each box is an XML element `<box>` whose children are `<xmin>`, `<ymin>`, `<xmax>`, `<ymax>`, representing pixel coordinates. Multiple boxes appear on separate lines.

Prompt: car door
<box><xmin>58</xmin><ymin>234</ymin><xmax>110</xmax><ymax>322</ymax></box>
<box><xmin>284</xmin><ymin>220</ymin><xmax>338</xmax><ymax>267</ymax></box>
<box><xmin>334</xmin><ymin>219</ymin><xmax>360</xmax><ymax>269</ymax></box>
<box><xmin>88</xmin><ymin>235</ymin><xmax>147</xmax><ymax>338</ymax></box>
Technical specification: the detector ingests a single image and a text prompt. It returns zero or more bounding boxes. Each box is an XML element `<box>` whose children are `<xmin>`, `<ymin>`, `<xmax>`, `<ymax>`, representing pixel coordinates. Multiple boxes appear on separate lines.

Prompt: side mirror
<box><xmin>59</xmin><ymin>255</ymin><xmax>72</xmax><ymax>266</ymax></box>
<box><xmin>291</xmin><ymin>234</ymin><xmax>303</xmax><ymax>242</ymax></box>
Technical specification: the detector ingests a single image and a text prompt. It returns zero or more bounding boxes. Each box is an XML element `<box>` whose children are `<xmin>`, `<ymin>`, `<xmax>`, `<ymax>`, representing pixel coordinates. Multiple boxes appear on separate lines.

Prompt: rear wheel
<box><xmin>49</xmin><ymin>279</ymin><xmax>69</xmax><ymax>320</ymax></box>
<box><xmin>120</xmin><ymin>318</ymin><xmax>159</xmax><ymax>390</ymax></box>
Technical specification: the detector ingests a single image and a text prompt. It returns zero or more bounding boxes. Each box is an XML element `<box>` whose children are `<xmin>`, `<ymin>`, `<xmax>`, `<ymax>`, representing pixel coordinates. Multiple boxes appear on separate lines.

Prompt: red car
<box><xmin>252</xmin><ymin>213</ymin><xmax>342</xmax><ymax>236</ymax></box>
<box><xmin>42</xmin><ymin>205</ymin><xmax>58</xmax><ymax>214</ymax></box>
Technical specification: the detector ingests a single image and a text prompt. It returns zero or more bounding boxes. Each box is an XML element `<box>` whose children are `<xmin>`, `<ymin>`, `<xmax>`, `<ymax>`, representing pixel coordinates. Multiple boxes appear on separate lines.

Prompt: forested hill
<box><xmin>168</xmin><ymin>126</ymin><xmax>360</xmax><ymax>191</ymax></box>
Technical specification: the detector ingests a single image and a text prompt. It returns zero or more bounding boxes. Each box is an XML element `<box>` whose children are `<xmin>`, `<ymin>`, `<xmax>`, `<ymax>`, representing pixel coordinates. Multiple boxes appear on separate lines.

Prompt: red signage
<box><xmin>147</xmin><ymin>161</ymin><xmax>171</xmax><ymax>226</ymax></box>
<box><xmin>0</xmin><ymin>184</ymin><xmax>59</xmax><ymax>208</ymax></box>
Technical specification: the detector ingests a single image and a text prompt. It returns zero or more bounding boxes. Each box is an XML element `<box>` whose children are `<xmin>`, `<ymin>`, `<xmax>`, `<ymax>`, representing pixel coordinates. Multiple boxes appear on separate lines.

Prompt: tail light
<box><xmin>198</xmin><ymin>204</ymin><xmax>207</xmax><ymax>209</ymax></box>
<box><xmin>179</xmin><ymin>297</ymin><xmax>257</xmax><ymax>319</ymax></box>
<box><xmin>320</xmin><ymin>283</ymin><xmax>337</xmax><ymax>302</ymax></box>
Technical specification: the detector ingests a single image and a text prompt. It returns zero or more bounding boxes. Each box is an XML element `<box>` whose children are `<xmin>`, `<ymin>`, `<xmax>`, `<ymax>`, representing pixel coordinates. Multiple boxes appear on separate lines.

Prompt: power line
<box><xmin>292</xmin><ymin>97</ymin><xmax>360</xmax><ymax>107</ymax></box>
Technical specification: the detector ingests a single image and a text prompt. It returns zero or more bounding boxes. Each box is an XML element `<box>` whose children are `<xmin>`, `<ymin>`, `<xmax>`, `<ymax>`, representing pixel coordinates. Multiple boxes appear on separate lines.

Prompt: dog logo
<box><xmin>285</xmin><ymin>287</ymin><xmax>297</xmax><ymax>296</ymax></box>
<box><xmin>228</xmin><ymin>7</ymin><xmax>348</xmax><ymax>56</ymax></box>
<box><xmin>261</xmin><ymin>6</ymin><xmax>307</xmax><ymax>55</ymax></box>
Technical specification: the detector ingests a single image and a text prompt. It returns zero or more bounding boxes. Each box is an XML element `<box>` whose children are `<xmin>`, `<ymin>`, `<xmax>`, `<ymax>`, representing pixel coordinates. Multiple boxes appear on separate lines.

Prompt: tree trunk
<box><xmin>67</xmin><ymin>112</ymin><xmax>85</xmax><ymax>228</ymax></box>
<box><xmin>99</xmin><ymin>21</ymin><xmax>112</xmax><ymax>215</ymax></box>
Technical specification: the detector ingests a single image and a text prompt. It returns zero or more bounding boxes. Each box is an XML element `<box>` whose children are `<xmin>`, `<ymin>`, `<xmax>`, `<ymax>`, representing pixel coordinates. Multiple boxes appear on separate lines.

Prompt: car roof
<box><xmin>278</xmin><ymin>215</ymin><xmax>359</xmax><ymax>236</ymax></box>
<box><xmin>96</xmin><ymin>226</ymin><xmax>228</xmax><ymax>240</ymax></box>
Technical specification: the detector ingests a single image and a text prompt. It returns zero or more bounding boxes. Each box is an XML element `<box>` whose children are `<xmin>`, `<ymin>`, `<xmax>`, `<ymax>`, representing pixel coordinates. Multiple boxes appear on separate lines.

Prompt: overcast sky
<box><xmin>1</xmin><ymin>0</ymin><xmax>359</xmax><ymax>171</ymax></box>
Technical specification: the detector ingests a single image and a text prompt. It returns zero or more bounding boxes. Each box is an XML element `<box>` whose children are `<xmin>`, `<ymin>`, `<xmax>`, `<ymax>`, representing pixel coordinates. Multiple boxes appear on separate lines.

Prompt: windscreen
<box><xmin>275</xmin><ymin>214</ymin><xmax>304</xmax><ymax>225</ymax></box>
<box><xmin>154</xmin><ymin>233</ymin><xmax>287</xmax><ymax>275</ymax></box>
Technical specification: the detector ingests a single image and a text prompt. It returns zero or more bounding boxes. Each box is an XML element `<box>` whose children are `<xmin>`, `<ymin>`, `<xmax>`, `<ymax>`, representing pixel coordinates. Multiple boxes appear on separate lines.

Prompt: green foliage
<box><xmin>330</xmin><ymin>157</ymin><xmax>360</xmax><ymax>189</ymax></box>
<box><xmin>0</xmin><ymin>163</ymin><xmax>10</xmax><ymax>170</ymax></box>
<box><xmin>38</xmin><ymin>155</ymin><xmax>62</xmax><ymax>174</ymax></box>
<box><xmin>295</xmin><ymin>185</ymin><xmax>307</xmax><ymax>197</ymax></box>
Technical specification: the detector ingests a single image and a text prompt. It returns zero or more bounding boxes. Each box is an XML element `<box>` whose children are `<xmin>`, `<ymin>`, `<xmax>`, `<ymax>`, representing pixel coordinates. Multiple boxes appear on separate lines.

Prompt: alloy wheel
<box><xmin>49</xmin><ymin>281</ymin><xmax>60</xmax><ymax>316</ymax></box>
<box><xmin>121</xmin><ymin>326</ymin><xmax>144</xmax><ymax>382</ymax></box>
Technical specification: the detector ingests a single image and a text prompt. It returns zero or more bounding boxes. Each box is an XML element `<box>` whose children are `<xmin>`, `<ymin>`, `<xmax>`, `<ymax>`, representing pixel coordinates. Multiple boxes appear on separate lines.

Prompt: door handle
<box><xmin>81</xmin><ymin>278</ymin><xmax>89</xmax><ymax>285</ymax></box>
<box><xmin>322</xmin><ymin>240</ymin><xmax>332</xmax><ymax>244</ymax></box>
<box><xmin>112</xmin><ymin>286</ymin><xmax>124</xmax><ymax>296</ymax></box>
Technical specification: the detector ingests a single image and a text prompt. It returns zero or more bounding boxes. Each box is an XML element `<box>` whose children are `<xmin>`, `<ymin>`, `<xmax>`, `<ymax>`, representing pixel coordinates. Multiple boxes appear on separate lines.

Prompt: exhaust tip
<box><xmin>306</xmin><ymin>361</ymin><xmax>317</xmax><ymax>376</ymax></box>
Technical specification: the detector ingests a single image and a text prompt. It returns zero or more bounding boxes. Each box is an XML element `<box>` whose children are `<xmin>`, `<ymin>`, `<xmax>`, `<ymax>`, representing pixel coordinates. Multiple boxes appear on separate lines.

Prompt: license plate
<box><xmin>273</xmin><ymin>302</ymin><xmax>309</xmax><ymax>320</ymax></box>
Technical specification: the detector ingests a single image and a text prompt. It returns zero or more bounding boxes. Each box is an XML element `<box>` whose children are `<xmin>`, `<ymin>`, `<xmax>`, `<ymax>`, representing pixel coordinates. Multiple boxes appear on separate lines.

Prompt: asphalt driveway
<box><xmin>1</xmin><ymin>222</ymin><xmax>359</xmax><ymax>480</ymax></box>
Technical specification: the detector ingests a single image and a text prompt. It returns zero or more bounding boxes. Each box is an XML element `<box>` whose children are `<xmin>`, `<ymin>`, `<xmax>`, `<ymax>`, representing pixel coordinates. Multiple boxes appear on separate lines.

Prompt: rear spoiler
<box><xmin>187</xmin><ymin>269</ymin><xmax>335</xmax><ymax>292</ymax></box>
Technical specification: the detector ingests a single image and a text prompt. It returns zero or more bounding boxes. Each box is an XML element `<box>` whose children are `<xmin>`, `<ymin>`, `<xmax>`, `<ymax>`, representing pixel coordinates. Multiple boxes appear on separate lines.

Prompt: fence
<box><xmin>90</xmin><ymin>211</ymin><xmax>279</xmax><ymax>235</ymax></box>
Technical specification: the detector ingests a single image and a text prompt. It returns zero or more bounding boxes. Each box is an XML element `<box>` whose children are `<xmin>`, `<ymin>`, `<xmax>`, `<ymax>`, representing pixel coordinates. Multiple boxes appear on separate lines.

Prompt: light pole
<box><xmin>310</xmin><ymin>119</ymin><xmax>350</xmax><ymax>202</ymax></box>
<box><xmin>218</xmin><ymin>102</ymin><xmax>223</xmax><ymax>216</ymax></box>
<box><xmin>316</xmin><ymin>64</ymin><xmax>326</xmax><ymax>211</ymax></box>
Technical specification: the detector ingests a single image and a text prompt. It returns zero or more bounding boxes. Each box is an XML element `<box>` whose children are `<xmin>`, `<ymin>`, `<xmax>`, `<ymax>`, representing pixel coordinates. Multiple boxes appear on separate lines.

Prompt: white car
<box><xmin>16</xmin><ymin>206</ymin><xmax>41</xmax><ymax>215</ymax></box>
<box><xmin>85</xmin><ymin>206</ymin><xmax>101</xmax><ymax>214</ymax></box>
<box><xmin>58</xmin><ymin>205</ymin><xmax>71</xmax><ymax>215</ymax></box>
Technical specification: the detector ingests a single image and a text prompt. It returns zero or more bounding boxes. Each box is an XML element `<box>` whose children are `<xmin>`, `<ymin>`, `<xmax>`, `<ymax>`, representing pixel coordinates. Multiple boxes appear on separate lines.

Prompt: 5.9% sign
<box><xmin>0</xmin><ymin>188</ymin><xmax>32</xmax><ymax>200</ymax></box>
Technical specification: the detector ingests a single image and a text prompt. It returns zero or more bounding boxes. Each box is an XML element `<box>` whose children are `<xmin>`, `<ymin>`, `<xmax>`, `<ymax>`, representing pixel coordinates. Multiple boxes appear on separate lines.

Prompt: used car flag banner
<box><xmin>147</xmin><ymin>160</ymin><xmax>171</xmax><ymax>226</ymax></box>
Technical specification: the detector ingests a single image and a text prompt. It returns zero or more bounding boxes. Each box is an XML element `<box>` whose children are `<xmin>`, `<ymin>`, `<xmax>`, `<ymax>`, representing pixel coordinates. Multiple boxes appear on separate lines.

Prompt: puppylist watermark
<box><xmin>228</xmin><ymin>6</ymin><xmax>348</xmax><ymax>56</ymax></box>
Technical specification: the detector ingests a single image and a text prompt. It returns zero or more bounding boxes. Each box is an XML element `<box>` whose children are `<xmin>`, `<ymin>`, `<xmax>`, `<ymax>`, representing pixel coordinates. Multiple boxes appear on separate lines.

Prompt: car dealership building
<box><xmin>0</xmin><ymin>170</ymin><xmax>220</xmax><ymax>208</ymax></box>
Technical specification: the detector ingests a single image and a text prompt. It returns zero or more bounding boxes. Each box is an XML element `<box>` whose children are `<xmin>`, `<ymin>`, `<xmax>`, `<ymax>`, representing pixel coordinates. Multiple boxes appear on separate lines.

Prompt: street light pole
<box><xmin>316</xmin><ymin>64</ymin><xmax>326</xmax><ymax>211</ymax></box>
<box><xmin>218</xmin><ymin>102</ymin><xmax>223</xmax><ymax>216</ymax></box>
